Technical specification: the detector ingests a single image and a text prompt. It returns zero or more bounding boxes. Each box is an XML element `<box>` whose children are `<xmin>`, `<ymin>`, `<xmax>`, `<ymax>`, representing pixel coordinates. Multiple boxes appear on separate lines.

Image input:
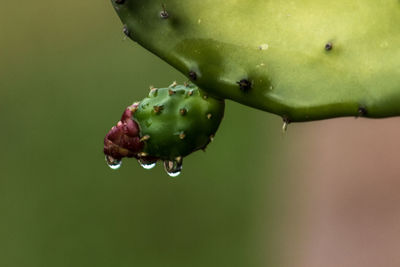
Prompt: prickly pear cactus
<box><xmin>111</xmin><ymin>0</ymin><xmax>400</xmax><ymax>122</ymax></box>
<box><xmin>104</xmin><ymin>83</ymin><xmax>225</xmax><ymax>176</ymax></box>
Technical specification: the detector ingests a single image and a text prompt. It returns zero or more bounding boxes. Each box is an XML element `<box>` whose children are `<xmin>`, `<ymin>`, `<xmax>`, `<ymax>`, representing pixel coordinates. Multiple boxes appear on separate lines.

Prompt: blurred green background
<box><xmin>0</xmin><ymin>1</ymin><xmax>296</xmax><ymax>266</ymax></box>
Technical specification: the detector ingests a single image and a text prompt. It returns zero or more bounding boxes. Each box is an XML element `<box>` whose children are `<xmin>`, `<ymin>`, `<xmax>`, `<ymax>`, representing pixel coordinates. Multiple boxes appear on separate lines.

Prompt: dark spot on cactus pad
<box><xmin>358</xmin><ymin>106</ymin><xmax>368</xmax><ymax>116</ymax></box>
<box><xmin>179</xmin><ymin>132</ymin><xmax>186</xmax><ymax>140</ymax></box>
<box><xmin>115</xmin><ymin>0</ymin><xmax>125</xmax><ymax>4</ymax></box>
<box><xmin>153</xmin><ymin>105</ymin><xmax>164</xmax><ymax>114</ymax></box>
<box><xmin>188</xmin><ymin>71</ymin><xmax>197</xmax><ymax>80</ymax></box>
<box><xmin>237</xmin><ymin>79</ymin><xmax>252</xmax><ymax>91</ymax></box>
<box><xmin>123</xmin><ymin>25</ymin><xmax>130</xmax><ymax>37</ymax></box>
<box><xmin>160</xmin><ymin>4</ymin><xmax>169</xmax><ymax>19</ymax></box>
<box><xmin>149</xmin><ymin>88</ymin><xmax>158</xmax><ymax>97</ymax></box>
<box><xmin>179</xmin><ymin>108</ymin><xmax>187</xmax><ymax>115</ymax></box>
<box><xmin>168</xmin><ymin>89</ymin><xmax>175</xmax><ymax>96</ymax></box>
<box><xmin>282</xmin><ymin>115</ymin><xmax>291</xmax><ymax>124</ymax></box>
<box><xmin>325</xmin><ymin>42</ymin><xmax>333</xmax><ymax>51</ymax></box>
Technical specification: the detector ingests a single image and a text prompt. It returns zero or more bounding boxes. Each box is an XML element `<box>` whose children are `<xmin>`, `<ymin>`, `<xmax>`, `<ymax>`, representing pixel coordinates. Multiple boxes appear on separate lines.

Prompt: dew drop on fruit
<box><xmin>138</xmin><ymin>158</ymin><xmax>157</xmax><ymax>170</ymax></box>
<box><xmin>105</xmin><ymin>155</ymin><xmax>122</xmax><ymax>170</ymax></box>
<box><xmin>163</xmin><ymin>160</ymin><xmax>182</xmax><ymax>177</ymax></box>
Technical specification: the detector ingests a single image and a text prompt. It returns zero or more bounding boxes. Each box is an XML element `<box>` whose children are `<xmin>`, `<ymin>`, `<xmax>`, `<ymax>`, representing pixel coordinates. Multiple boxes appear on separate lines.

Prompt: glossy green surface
<box><xmin>112</xmin><ymin>0</ymin><xmax>400</xmax><ymax>121</ymax></box>
<box><xmin>135</xmin><ymin>84</ymin><xmax>225</xmax><ymax>159</ymax></box>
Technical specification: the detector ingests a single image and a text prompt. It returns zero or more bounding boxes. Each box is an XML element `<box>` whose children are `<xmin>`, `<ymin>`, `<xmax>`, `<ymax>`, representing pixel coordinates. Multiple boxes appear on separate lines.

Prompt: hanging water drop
<box><xmin>163</xmin><ymin>160</ymin><xmax>183</xmax><ymax>177</ymax></box>
<box><xmin>105</xmin><ymin>155</ymin><xmax>122</xmax><ymax>170</ymax></box>
<box><xmin>138</xmin><ymin>158</ymin><xmax>157</xmax><ymax>170</ymax></box>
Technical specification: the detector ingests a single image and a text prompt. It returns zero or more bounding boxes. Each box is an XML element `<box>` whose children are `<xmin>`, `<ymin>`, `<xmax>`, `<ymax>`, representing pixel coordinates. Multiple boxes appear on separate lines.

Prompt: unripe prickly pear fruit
<box><xmin>136</xmin><ymin>83</ymin><xmax>224</xmax><ymax>159</ymax></box>
<box><xmin>103</xmin><ymin>83</ymin><xmax>225</xmax><ymax>176</ymax></box>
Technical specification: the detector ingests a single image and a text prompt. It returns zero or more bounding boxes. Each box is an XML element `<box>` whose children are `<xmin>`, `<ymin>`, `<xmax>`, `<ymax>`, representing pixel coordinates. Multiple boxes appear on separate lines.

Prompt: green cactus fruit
<box><xmin>136</xmin><ymin>83</ymin><xmax>224</xmax><ymax>159</ymax></box>
<box><xmin>103</xmin><ymin>83</ymin><xmax>225</xmax><ymax>176</ymax></box>
<box><xmin>111</xmin><ymin>0</ymin><xmax>400</xmax><ymax>122</ymax></box>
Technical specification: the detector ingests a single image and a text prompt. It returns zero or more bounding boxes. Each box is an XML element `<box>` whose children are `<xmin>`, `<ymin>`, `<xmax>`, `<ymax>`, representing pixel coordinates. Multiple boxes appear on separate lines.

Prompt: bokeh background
<box><xmin>1</xmin><ymin>1</ymin><xmax>400</xmax><ymax>267</ymax></box>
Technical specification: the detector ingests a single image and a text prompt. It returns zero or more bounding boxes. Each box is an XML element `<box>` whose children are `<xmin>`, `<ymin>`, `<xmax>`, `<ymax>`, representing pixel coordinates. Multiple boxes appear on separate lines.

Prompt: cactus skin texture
<box><xmin>104</xmin><ymin>83</ymin><xmax>225</xmax><ymax>175</ymax></box>
<box><xmin>111</xmin><ymin>0</ymin><xmax>400</xmax><ymax>122</ymax></box>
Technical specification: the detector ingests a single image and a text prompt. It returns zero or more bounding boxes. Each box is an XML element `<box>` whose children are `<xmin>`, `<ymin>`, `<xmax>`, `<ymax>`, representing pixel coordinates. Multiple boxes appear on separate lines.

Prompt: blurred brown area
<box><xmin>285</xmin><ymin>118</ymin><xmax>400</xmax><ymax>267</ymax></box>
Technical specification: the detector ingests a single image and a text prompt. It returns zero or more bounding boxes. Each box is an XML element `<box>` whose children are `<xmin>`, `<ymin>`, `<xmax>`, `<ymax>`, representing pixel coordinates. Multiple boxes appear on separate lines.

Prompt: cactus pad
<box><xmin>111</xmin><ymin>0</ymin><xmax>400</xmax><ymax>122</ymax></box>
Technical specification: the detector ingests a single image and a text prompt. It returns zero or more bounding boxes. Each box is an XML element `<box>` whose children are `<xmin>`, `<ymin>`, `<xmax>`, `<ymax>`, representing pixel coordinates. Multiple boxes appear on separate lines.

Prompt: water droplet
<box><xmin>163</xmin><ymin>160</ymin><xmax>183</xmax><ymax>177</ymax></box>
<box><xmin>138</xmin><ymin>158</ymin><xmax>157</xmax><ymax>170</ymax></box>
<box><xmin>105</xmin><ymin>155</ymin><xmax>122</xmax><ymax>170</ymax></box>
